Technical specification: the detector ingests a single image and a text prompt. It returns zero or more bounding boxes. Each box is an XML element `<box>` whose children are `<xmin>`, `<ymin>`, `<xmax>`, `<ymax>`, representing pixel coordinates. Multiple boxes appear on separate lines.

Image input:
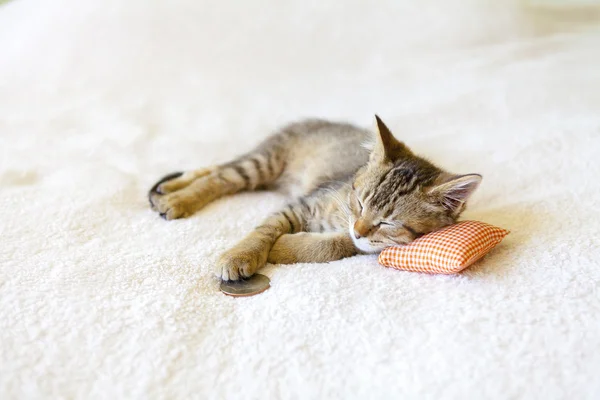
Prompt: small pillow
<box><xmin>378</xmin><ymin>220</ymin><xmax>509</xmax><ymax>274</ymax></box>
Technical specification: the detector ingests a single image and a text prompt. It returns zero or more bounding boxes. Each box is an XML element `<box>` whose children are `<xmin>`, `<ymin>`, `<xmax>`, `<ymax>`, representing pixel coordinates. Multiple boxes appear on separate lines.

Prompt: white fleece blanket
<box><xmin>1</xmin><ymin>0</ymin><xmax>599</xmax><ymax>398</ymax></box>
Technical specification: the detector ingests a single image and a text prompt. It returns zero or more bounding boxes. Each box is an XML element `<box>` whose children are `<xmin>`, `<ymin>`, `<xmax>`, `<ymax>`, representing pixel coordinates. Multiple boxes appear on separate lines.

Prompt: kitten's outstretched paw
<box><xmin>149</xmin><ymin>193</ymin><xmax>192</xmax><ymax>220</ymax></box>
<box><xmin>149</xmin><ymin>172</ymin><xmax>184</xmax><ymax>195</ymax></box>
<box><xmin>148</xmin><ymin>172</ymin><xmax>184</xmax><ymax>211</ymax></box>
<box><xmin>151</xmin><ymin>169</ymin><xmax>213</xmax><ymax>195</ymax></box>
<box><xmin>148</xmin><ymin>175</ymin><xmax>190</xmax><ymax>220</ymax></box>
<box><xmin>148</xmin><ymin>169</ymin><xmax>214</xmax><ymax>220</ymax></box>
<box><xmin>215</xmin><ymin>249</ymin><xmax>263</xmax><ymax>281</ymax></box>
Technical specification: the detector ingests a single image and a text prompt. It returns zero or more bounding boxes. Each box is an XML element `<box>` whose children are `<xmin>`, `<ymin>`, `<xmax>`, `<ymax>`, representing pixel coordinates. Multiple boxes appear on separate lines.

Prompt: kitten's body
<box><xmin>149</xmin><ymin>117</ymin><xmax>482</xmax><ymax>280</ymax></box>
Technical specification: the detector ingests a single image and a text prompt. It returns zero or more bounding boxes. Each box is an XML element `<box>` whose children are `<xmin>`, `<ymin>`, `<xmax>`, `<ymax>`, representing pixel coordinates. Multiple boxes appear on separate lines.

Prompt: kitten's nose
<box><xmin>353</xmin><ymin>219</ymin><xmax>370</xmax><ymax>239</ymax></box>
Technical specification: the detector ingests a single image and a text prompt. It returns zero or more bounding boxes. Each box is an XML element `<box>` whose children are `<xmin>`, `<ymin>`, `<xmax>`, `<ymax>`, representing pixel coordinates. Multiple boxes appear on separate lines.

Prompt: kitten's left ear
<box><xmin>428</xmin><ymin>173</ymin><xmax>482</xmax><ymax>216</ymax></box>
<box><xmin>372</xmin><ymin>115</ymin><xmax>411</xmax><ymax>162</ymax></box>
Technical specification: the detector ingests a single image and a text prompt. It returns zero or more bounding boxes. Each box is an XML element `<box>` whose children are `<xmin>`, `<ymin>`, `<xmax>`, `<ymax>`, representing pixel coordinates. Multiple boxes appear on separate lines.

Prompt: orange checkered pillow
<box><xmin>378</xmin><ymin>220</ymin><xmax>509</xmax><ymax>274</ymax></box>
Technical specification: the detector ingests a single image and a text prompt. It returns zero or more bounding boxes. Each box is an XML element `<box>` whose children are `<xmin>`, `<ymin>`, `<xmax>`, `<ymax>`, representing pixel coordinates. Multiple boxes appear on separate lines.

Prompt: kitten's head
<box><xmin>349</xmin><ymin>116</ymin><xmax>482</xmax><ymax>253</ymax></box>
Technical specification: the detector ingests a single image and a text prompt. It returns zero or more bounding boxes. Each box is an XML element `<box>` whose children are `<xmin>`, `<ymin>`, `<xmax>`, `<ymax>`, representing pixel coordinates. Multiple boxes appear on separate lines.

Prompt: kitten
<box><xmin>149</xmin><ymin>116</ymin><xmax>482</xmax><ymax>281</ymax></box>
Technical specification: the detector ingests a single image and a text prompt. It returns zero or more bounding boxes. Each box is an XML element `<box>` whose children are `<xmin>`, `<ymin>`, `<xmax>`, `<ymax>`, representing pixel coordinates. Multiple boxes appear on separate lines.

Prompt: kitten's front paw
<box><xmin>215</xmin><ymin>249</ymin><xmax>263</xmax><ymax>281</ymax></box>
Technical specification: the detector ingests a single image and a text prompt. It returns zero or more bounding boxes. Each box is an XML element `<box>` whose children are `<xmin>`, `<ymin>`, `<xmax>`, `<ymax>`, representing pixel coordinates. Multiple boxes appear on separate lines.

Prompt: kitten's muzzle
<box><xmin>353</xmin><ymin>219</ymin><xmax>374</xmax><ymax>239</ymax></box>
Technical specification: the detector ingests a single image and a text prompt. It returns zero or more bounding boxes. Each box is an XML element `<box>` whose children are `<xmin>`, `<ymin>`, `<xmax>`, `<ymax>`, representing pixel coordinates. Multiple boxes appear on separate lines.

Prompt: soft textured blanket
<box><xmin>1</xmin><ymin>0</ymin><xmax>599</xmax><ymax>398</ymax></box>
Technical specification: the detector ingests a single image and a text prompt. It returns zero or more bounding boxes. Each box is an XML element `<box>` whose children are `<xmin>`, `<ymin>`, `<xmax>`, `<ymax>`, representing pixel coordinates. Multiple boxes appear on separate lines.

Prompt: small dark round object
<box><xmin>220</xmin><ymin>274</ymin><xmax>271</xmax><ymax>297</ymax></box>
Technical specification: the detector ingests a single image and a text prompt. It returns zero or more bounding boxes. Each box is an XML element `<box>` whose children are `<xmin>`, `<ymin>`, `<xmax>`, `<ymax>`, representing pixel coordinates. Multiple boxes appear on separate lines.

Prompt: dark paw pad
<box><xmin>149</xmin><ymin>172</ymin><xmax>184</xmax><ymax>194</ymax></box>
<box><xmin>148</xmin><ymin>172</ymin><xmax>183</xmax><ymax>207</ymax></box>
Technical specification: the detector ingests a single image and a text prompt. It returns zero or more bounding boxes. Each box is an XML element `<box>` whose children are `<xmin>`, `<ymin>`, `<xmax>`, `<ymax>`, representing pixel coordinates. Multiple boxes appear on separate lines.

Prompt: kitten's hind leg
<box><xmin>148</xmin><ymin>138</ymin><xmax>287</xmax><ymax>220</ymax></box>
<box><xmin>268</xmin><ymin>232</ymin><xmax>357</xmax><ymax>264</ymax></box>
<box><xmin>148</xmin><ymin>167</ymin><xmax>221</xmax><ymax>219</ymax></box>
<box><xmin>150</xmin><ymin>169</ymin><xmax>213</xmax><ymax>195</ymax></box>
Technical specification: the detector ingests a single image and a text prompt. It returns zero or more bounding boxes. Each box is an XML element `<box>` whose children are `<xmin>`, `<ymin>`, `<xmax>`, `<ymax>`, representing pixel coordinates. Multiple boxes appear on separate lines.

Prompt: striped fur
<box><xmin>149</xmin><ymin>116</ymin><xmax>482</xmax><ymax>280</ymax></box>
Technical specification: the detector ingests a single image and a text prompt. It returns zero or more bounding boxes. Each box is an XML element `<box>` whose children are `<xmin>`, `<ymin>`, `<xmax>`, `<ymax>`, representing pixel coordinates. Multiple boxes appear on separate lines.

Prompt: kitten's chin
<box><xmin>349</xmin><ymin>229</ymin><xmax>383</xmax><ymax>253</ymax></box>
<box><xmin>353</xmin><ymin>238</ymin><xmax>381</xmax><ymax>253</ymax></box>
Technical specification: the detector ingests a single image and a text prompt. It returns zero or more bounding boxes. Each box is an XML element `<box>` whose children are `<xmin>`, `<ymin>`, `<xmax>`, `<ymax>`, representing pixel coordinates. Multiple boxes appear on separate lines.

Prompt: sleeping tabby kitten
<box><xmin>149</xmin><ymin>116</ymin><xmax>482</xmax><ymax>281</ymax></box>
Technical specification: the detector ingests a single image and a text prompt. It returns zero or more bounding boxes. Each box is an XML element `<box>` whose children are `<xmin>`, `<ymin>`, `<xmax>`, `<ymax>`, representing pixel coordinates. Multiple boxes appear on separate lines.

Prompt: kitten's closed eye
<box><xmin>378</xmin><ymin>221</ymin><xmax>394</xmax><ymax>227</ymax></box>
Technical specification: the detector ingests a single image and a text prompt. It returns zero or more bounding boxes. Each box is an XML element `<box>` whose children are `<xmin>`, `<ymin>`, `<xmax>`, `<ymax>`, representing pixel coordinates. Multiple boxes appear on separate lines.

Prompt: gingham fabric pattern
<box><xmin>378</xmin><ymin>220</ymin><xmax>509</xmax><ymax>274</ymax></box>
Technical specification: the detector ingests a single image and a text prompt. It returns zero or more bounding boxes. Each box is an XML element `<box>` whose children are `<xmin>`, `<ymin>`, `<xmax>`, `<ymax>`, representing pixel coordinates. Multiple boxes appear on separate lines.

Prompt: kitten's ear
<box><xmin>428</xmin><ymin>173</ymin><xmax>482</xmax><ymax>216</ymax></box>
<box><xmin>372</xmin><ymin>115</ymin><xmax>411</xmax><ymax>162</ymax></box>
